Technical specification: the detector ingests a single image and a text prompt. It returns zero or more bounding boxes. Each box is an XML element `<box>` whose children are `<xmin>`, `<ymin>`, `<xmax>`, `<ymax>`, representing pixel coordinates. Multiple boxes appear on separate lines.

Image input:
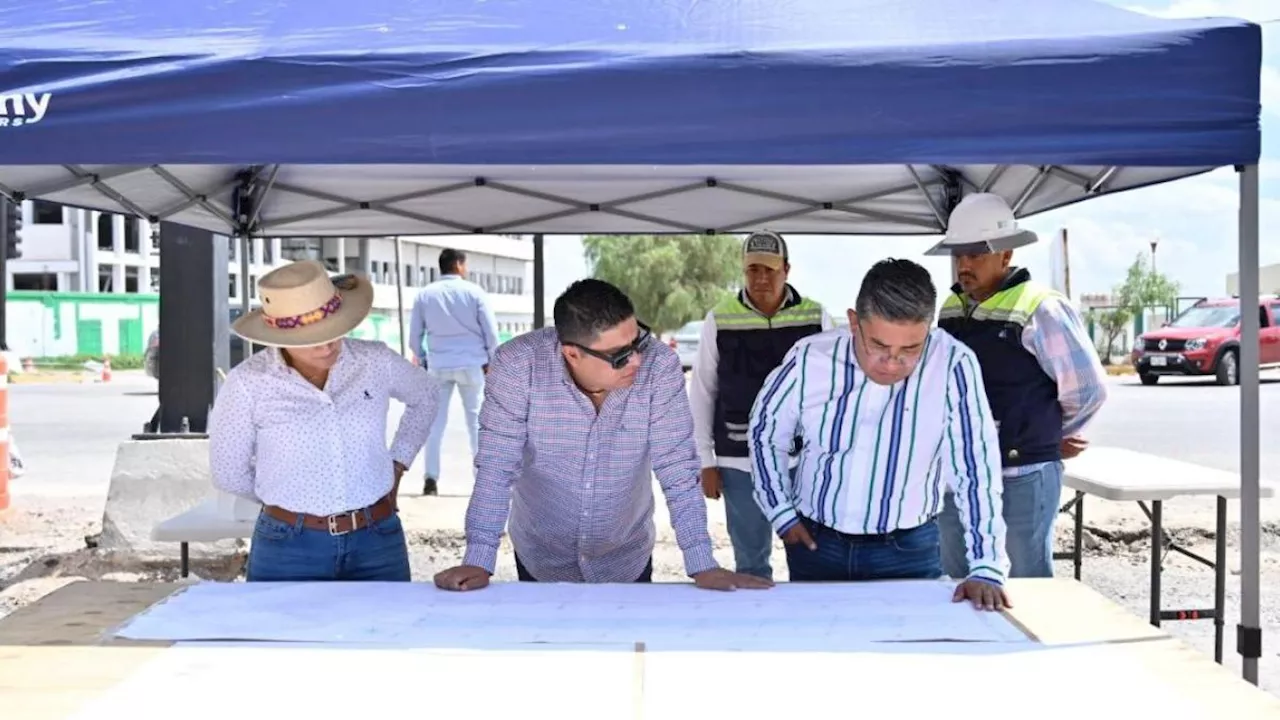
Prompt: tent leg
<box><xmin>533</xmin><ymin>234</ymin><xmax>545</xmax><ymax>329</ymax></box>
<box><xmin>239</xmin><ymin>235</ymin><xmax>253</xmax><ymax>361</ymax></box>
<box><xmin>152</xmin><ymin>223</ymin><xmax>229</xmax><ymax>434</ymax></box>
<box><xmin>394</xmin><ymin>236</ymin><xmax>407</xmax><ymax>357</ymax></box>
<box><xmin>1236</xmin><ymin>163</ymin><xmax>1261</xmax><ymax>685</ymax></box>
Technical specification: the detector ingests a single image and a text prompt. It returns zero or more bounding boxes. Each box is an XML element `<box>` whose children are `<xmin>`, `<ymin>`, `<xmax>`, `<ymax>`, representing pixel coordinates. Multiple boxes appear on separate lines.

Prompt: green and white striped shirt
<box><xmin>747</xmin><ymin>327</ymin><xmax>1009</xmax><ymax>584</ymax></box>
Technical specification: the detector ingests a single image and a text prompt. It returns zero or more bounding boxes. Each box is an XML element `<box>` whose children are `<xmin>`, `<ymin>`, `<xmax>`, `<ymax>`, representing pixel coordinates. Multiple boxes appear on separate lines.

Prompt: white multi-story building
<box><xmin>6</xmin><ymin>199</ymin><xmax>537</xmax><ymax>339</ymax></box>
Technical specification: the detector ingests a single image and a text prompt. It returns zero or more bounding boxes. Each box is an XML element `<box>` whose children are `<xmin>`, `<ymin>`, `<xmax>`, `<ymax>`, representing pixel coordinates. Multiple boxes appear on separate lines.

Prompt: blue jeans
<box><xmin>785</xmin><ymin>515</ymin><xmax>943</xmax><ymax>582</ymax></box>
<box><xmin>719</xmin><ymin>467</ymin><xmax>774</xmax><ymax>580</ymax></box>
<box><xmin>938</xmin><ymin>461</ymin><xmax>1063</xmax><ymax>579</ymax></box>
<box><xmin>245</xmin><ymin>511</ymin><xmax>412</xmax><ymax>582</ymax></box>
<box><xmin>425</xmin><ymin>366</ymin><xmax>485</xmax><ymax>480</ymax></box>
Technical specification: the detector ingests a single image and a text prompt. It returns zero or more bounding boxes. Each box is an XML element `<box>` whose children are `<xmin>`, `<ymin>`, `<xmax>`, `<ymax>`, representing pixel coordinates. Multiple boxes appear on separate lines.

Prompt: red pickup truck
<box><xmin>1131</xmin><ymin>296</ymin><xmax>1280</xmax><ymax>385</ymax></box>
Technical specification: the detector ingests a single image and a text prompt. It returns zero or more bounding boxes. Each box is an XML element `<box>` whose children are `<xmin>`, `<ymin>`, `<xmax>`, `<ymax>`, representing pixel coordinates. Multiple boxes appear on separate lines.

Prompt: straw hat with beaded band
<box><xmin>230</xmin><ymin>260</ymin><xmax>374</xmax><ymax>348</ymax></box>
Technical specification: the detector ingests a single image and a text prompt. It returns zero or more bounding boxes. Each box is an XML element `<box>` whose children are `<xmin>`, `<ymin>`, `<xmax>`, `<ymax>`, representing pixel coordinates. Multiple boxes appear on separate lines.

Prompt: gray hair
<box><xmin>855</xmin><ymin>259</ymin><xmax>937</xmax><ymax>324</ymax></box>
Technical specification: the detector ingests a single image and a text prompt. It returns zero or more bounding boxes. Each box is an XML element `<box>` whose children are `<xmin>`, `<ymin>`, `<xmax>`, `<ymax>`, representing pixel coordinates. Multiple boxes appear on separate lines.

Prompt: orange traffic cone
<box><xmin>101</xmin><ymin>356</ymin><xmax>112</xmax><ymax>383</ymax></box>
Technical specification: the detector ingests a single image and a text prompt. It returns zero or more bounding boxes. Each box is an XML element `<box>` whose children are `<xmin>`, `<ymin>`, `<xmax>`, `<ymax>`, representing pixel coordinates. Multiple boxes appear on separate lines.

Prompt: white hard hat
<box><xmin>924</xmin><ymin>193</ymin><xmax>1038</xmax><ymax>256</ymax></box>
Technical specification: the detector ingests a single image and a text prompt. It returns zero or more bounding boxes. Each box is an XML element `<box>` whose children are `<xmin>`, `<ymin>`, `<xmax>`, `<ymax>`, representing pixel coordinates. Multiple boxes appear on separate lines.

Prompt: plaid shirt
<box><xmin>1022</xmin><ymin>295</ymin><xmax>1108</xmax><ymax>438</ymax></box>
<box><xmin>462</xmin><ymin>327</ymin><xmax>719</xmax><ymax>582</ymax></box>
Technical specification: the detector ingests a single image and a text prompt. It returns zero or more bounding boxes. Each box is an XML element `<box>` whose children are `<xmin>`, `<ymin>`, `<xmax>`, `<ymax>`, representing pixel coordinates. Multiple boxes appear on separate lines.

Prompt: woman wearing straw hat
<box><xmin>208</xmin><ymin>260</ymin><xmax>440</xmax><ymax>582</ymax></box>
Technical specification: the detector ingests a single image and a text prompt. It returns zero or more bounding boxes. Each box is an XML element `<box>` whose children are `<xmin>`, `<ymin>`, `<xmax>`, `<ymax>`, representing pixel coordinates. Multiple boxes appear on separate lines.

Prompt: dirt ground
<box><xmin>4</xmin><ymin>491</ymin><xmax>1280</xmax><ymax>694</ymax></box>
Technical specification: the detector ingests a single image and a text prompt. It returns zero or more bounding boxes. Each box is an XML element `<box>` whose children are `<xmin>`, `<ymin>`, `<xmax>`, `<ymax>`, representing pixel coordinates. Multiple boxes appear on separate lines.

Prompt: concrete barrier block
<box><xmin>99</xmin><ymin>438</ymin><xmax>244</xmax><ymax>561</ymax></box>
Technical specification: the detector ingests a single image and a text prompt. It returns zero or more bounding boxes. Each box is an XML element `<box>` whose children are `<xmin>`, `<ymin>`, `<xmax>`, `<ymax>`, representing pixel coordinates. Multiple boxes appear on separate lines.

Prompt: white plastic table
<box><xmin>4</xmin><ymin>580</ymin><xmax>1280</xmax><ymax>719</ymax></box>
<box><xmin>150</xmin><ymin>494</ymin><xmax>258</xmax><ymax>577</ymax></box>
<box><xmin>1057</xmin><ymin>446</ymin><xmax>1275</xmax><ymax>664</ymax></box>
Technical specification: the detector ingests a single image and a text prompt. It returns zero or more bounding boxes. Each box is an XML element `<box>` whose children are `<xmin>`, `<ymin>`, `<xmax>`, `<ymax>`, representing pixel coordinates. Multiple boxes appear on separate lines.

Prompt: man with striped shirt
<box><xmin>748</xmin><ymin>259</ymin><xmax>1010</xmax><ymax>610</ymax></box>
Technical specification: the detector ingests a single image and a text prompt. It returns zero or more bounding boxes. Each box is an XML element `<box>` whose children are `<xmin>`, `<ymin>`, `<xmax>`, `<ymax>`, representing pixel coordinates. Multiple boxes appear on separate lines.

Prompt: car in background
<box><xmin>145</xmin><ymin>305</ymin><xmax>264</xmax><ymax>380</ymax></box>
<box><xmin>668</xmin><ymin>320</ymin><xmax>704</xmax><ymax>371</ymax></box>
<box><xmin>1131</xmin><ymin>296</ymin><xmax>1280</xmax><ymax>386</ymax></box>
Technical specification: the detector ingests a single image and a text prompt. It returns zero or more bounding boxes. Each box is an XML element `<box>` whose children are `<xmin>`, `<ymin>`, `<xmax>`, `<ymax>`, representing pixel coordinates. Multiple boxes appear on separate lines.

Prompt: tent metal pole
<box><xmin>394</xmin><ymin>236</ymin><xmax>407</xmax><ymax>357</ymax></box>
<box><xmin>533</xmin><ymin>234</ymin><xmax>545</xmax><ymax>329</ymax></box>
<box><xmin>240</xmin><ymin>235</ymin><xmax>253</xmax><ymax>360</ymax></box>
<box><xmin>0</xmin><ymin>197</ymin><xmax>10</xmax><ymax>351</ymax></box>
<box><xmin>1236</xmin><ymin>163</ymin><xmax>1261</xmax><ymax>685</ymax></box>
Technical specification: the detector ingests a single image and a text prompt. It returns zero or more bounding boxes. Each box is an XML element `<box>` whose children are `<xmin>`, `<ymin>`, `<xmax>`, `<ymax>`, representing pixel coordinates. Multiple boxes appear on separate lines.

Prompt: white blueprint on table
<box><xmin>113</xmin><ymin>580</ymin><xmax>1031</xmax><ymax>649</ymax></box>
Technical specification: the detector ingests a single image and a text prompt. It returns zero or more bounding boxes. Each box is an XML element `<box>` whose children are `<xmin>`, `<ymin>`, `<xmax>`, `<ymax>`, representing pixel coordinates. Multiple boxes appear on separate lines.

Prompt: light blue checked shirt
<box><xmin>409</xmin><ymin>274</ymin><xmax>500</xmax><ymax>370</ymax></box>
<box><xmin>748</xmin><ymin>328</ymin><xmax>1009</xmax><ymax>585</ymax></box>
<box><xmin>462</xmin><ymin>328</ymin><xmax>719</xmax><ymax>583</ymax></box>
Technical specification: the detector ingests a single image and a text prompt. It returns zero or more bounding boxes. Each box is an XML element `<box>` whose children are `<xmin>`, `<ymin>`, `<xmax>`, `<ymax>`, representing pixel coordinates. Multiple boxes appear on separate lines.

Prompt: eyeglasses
<box><xmin>568</xmin><ymin>322</ymin><xmax>653</xmax><ymax>370</ymax></box>
<box><xmin>855</xmin><ymin>321</ymin><xmax>924</xmax><ymax>367</ymax></box>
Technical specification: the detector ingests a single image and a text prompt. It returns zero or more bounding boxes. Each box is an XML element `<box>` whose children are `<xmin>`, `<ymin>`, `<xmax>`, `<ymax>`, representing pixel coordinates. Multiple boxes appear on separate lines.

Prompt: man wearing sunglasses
<box><xmin>748</xmin><ymin>259</ymin><xmax>1011</xmax><ymax>610</ymax></box>
<box><xmin>435</xmin><ymin>279</ymin><xmax>772</xmax><ymax>592</ymax></box>
<box><xmin>690</xmin><ymin>231</ymin><xmax>834</xmax><ymax>581</ymax></box>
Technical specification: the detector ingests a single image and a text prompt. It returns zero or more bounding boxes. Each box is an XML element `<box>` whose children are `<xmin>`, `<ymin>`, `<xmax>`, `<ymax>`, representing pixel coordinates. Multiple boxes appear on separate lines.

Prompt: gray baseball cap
<box><xmin>743</xmin><ymin>231</ymin><xmax>788</xmax><ymax>269</ymax></box>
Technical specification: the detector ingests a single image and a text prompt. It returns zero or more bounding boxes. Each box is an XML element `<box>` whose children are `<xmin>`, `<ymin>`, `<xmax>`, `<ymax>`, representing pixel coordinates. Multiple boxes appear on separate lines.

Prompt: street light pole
<box><xmin>0</xmin><ymin>197</ymin><xmax>9</xmax><ymax>352</ymax></box>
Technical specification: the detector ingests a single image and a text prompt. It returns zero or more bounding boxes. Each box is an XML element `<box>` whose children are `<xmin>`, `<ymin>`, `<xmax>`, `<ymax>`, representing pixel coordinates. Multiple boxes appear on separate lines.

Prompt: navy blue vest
<box><xmin>711</xmin><ymin>288</ymin><xmax>824</xmax><ymax>459</ymax></box>
<box><xmin>937</xmin><ymin>269</ymin><xmax>1063</xmax><ymax>467</ymax></box>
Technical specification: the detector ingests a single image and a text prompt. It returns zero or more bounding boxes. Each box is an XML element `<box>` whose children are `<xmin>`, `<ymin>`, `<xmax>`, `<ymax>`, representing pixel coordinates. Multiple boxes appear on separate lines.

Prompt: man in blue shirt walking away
<box><xmin>409</xmin><ymin>248</ymin><xmax>500</xmax><ymax>495</ymax></box>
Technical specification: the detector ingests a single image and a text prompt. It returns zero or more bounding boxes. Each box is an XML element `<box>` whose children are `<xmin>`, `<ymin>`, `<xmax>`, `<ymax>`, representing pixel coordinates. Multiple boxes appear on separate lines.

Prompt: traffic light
<box><xmin>2</xmin><ymin>197</ymin><xmax>20</xmax><ymax>260</ymax></box>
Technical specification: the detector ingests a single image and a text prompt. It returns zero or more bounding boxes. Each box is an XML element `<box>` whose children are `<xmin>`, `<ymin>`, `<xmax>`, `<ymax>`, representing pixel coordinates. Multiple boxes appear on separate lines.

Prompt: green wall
<box><xmin>6</xmin><ymin>291</ymin><xmax>158</xmax><ymax>358</ymax></box>
<box><xmin>5</xmin><ymin>291</ymin><xmax>516</xmax><ymax>358</ymax></box>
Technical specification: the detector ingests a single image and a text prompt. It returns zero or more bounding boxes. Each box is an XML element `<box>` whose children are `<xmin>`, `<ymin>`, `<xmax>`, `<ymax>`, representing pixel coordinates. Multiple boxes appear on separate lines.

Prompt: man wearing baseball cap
<box><xmin>927</xmin><ymin>193</ymin><xmax>1107</xmax><ymax>580</ymax></box>
<box><xmin>689</xmin><ymin>231</ymin><xmax>835</xmax><ymax>580</ymax></box>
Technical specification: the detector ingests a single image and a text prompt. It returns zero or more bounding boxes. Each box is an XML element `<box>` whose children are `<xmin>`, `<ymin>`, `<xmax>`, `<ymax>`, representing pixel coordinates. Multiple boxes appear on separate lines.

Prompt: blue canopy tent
<box><xmin>0</xmin><ymin>0</ymin><xmax>1265</xmax><ymax>680</ymax></box>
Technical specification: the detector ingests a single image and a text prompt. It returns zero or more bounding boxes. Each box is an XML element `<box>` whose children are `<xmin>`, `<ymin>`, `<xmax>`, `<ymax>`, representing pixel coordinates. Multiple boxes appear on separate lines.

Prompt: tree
<box><xmin>581</xmin><ymin>234</ymin><xmax>741</xmax><ymax>334</ymax></box>
<box><xmin>1097</xmin><ymin>253</ymin><xmax>1178</xmax><ymax>364</ymax></box>
<box><xmin>1088</xmin><ymin>307</ymin><xmax>1132</xmax><ymax>365</ymax></box>
<box><xmin>1113</xmin><ymin>253</ymin><xmax>1180</xmax><ymax>319</ymax></box>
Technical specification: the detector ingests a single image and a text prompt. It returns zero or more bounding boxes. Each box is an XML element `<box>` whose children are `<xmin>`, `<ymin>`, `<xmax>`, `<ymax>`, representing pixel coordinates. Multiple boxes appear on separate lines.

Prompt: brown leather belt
<box><xmin>262</xmin><ymin>493</ymin><xmax>396</xmax><ymax>536</ymax></box>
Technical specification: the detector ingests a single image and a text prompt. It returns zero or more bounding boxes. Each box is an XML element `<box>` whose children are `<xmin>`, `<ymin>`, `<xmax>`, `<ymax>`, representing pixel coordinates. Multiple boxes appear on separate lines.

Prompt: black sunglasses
<box><xmin>568</xmin><ymin>322</ymin><xmax>653</xmax><ymax>370</ymax></box>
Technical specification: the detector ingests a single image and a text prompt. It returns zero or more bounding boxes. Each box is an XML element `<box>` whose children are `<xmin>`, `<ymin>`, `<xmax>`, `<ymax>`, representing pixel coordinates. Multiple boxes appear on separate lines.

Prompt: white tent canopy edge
<box><xmin>0</xmin><ymin>163</ymin><xmax>1211</xmax><ymax>237</ymax></box>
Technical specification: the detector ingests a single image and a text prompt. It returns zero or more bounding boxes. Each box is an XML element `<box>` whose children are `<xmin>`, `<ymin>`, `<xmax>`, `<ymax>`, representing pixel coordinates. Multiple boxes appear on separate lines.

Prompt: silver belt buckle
<box><xmin>327</xmin><ymin>511</ymin><xmax>360</xmax><ymax>536</ymax></box>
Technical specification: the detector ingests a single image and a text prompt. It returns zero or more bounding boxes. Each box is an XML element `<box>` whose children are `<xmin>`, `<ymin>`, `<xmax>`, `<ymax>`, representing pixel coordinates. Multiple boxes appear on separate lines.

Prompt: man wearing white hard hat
<box><xmin>208</xmin><ymin>260</ymin><xmax>441</xmax><ymax>582</ymax></box>
<box><xmin>926</xmin><ymin>194</ymin><xmax>1107</xmax><ymax>579</ymax></box>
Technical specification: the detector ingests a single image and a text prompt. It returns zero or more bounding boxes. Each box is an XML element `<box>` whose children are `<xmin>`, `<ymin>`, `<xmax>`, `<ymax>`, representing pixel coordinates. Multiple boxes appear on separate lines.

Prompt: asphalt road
<box><xmin>7</xmin><ymin>371</ymin><xmax>476</xmax><ymax>499</ymax></box>
<box><xmin>1086</xmin><ymin>371</ymin><xmax>1280</xmax><ymax>480</ymax></box>
<box><xmin>8</xmin><ymin>373</ymin><xmax>158</xmax><ymax>498</ymax></box>
<box><xmin>10</xmin><ymin>369</ymin><xmax>1280</xmax><ymax>495</ymax></box>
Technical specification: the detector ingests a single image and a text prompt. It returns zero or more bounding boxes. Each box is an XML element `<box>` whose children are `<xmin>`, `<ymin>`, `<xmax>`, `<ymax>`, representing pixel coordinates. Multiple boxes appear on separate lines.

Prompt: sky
<box><xmin>541</xmin><ymin>0</ymin><xmax>1280</xmax><ymax>315</ymax></box>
